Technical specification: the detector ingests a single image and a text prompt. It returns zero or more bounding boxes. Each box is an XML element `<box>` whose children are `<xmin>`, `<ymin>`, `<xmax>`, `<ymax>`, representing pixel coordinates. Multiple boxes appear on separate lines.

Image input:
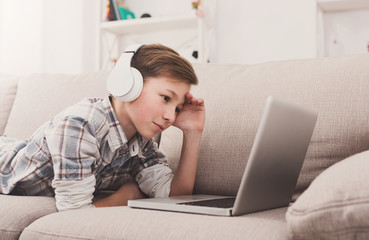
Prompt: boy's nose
<box><xmin>163</xmin><ymin>108</ymin><xmax>176</xmax><ymax>124</ymax></box>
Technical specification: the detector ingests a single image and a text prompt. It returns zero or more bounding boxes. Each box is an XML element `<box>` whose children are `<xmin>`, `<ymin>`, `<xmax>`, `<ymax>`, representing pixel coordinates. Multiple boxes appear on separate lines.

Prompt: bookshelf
<box><xmin>98</xmin><ymin>0</ymin><xmax>204</xmax><ymax>70</ymax></box>
<box><xmin>100</xmin><ymin>15</ymin><xmax>198</xmax><ymax>35</ymax></box>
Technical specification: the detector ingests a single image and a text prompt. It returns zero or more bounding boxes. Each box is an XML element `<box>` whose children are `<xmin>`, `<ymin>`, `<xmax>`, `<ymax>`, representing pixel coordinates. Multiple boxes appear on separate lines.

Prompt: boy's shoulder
<box><xmin>53</xmin><ymin>97</ymin><xmax>109</xmax><ymax>126</ymax></box>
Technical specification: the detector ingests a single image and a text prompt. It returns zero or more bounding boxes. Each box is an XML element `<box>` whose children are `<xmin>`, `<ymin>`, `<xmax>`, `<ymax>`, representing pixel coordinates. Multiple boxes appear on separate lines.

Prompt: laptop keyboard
<box><xmin>177</xmin><ymin>197</ymin><xmax>236</xmax><ymax>208</ymax></box>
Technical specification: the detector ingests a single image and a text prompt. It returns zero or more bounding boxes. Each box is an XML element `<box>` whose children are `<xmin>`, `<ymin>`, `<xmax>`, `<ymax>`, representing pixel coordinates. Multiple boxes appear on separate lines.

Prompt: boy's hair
<box><xmin>130</xmin><ymin>44</ymin><xmax>198</xmax><ymax>85</ymax></box>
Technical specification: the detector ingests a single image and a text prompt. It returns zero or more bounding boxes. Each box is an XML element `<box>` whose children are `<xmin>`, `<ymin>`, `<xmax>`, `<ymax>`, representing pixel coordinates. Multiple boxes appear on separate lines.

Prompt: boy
<box><xmin>0</xmin><ymin>44</ymin><xmax>205</xmax><ymax>211</ymax></box>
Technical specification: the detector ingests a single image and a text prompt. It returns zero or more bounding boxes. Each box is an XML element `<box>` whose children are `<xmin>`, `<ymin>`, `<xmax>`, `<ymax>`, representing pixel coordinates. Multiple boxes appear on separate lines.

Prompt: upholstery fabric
<box><xmin>21</xmin><ymin>206</ymin><xmax>288</xmax><ymax>240</ymax></box>
<box><xmin>160</xmin><ymin>54</ymin><xmax>369</xmax><ymax>200</ymax></box>
<box><xmin>4</xmin><ymin>72</ymin><xmax>109</xmax><ymax>140</ymax></box>
<box><xmin>286</xmin><ymin>150</ymin><xmax>369</xmax><ymax>240</ymax></box>
<box><xmin>0</xmin><ymin>76</ymin><xmax>18</xmax><ymax>134</ymax></box>
<box><xmin>0</xmin><ymin>195</ymin><xmax>57</xmax><ymax>239</ymax></box>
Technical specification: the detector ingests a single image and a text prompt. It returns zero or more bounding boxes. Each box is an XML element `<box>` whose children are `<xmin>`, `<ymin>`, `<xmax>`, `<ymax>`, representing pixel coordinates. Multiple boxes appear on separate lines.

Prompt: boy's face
<box><xmin>125</xmin><ymin>76</ymin><xmax>190</xmax><ymax>139</ymax></box>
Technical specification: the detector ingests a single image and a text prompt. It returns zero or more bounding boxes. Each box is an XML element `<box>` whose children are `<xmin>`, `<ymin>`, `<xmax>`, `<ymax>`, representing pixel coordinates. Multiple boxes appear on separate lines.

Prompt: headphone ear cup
<box><xmin>106</xmin><ymin>44</ymin><xmax>144</xmax><ymax>102</ymax></box>
<box><xmin>120</xmin><ymin>67</ymin><xmax>143</xmax><ymax>102</ymax></box>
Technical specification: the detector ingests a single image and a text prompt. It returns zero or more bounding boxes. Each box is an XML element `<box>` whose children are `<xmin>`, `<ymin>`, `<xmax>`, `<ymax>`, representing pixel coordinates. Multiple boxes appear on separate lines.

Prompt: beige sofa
<box><xmin>1</xmin><ymin>54</ymin><xmax>369</xmax><ymax>240</ymax></box>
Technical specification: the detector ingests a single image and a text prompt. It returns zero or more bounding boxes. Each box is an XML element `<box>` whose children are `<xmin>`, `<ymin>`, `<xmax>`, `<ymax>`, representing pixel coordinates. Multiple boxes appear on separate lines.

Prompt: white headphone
<box><xmin>106</xmin><ymin>44</ymin><xmax>144</xmax><ymax>102</ymax></box>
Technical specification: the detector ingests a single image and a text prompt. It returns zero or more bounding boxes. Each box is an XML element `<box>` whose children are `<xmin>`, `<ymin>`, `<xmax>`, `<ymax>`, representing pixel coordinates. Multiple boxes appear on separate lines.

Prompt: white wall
<box><xmin>41</xmin><ymin>0</ymin><xmax>98</xmax><ymax>74</ymax></box>
<box><xmin>0</xmin><ymin>0</ymin><xmax>98</xmax><ymax>75</ymax></box>
<box><xmin>215</xmin><ymin>0</ymin><xmax>318</xmax><ymax>64</ymax></box>
<box><xmin>0</xmin><ymin>0</ymin><xmax>44</xmax><ymax>75</ymax></box>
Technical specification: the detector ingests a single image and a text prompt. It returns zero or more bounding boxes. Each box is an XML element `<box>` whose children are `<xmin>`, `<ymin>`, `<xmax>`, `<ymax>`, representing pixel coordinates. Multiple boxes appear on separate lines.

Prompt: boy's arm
<box><xmin>170</xmin><ymin>93</ymin><xmax>205</xmax><ymax>196</ymax></box>
<box><xmin>46</xmin><ymin>117</ymin><xmax>99</xmax><ymax>211</ymax></box>
<box><xmin>93</xmin><ymin>181</ymin><xmax>146</xmax><ymax>207</ymax></box>
<box><xmin>169</xmin><ymin>130</ymin><xmax>202</xmax><ymax>196</ymax></box>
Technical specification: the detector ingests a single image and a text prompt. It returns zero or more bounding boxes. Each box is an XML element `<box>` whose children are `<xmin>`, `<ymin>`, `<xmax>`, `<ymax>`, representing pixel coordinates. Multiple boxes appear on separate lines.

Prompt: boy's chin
<box><xmin>138</xmin><ymin>131</ymin><xmax>157</xmax><ymax>140</ymax></box>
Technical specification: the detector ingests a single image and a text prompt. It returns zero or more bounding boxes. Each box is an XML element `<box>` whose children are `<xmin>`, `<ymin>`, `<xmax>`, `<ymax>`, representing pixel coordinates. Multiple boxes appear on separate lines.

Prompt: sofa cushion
<box><xmin>4</xmin><ymin>72</ymin><xmax>109</xmax><ymax>140</ymax></box>
<box><xmin>0</xmin><ymin>195</ymin><xmax>57</xmax><ymax>239</ymax></box>
<box><xmin>0</xmin><ymin>76</ymin><xmax>18</xmax><ymax>135</ymax></box>
<box><xmin>160</xmin><ymin>54</ymin><xmax>369</xmax><ymax>200</ymax></box>
<box><xmin>285</xmin><ymin>150</ymin><xmax>369</xmax><ymax>240</ymax></box>
<box><xmin>20</xmin><ymin>207</ymin><xmax>288</xmax><ymax>240</ymax></box>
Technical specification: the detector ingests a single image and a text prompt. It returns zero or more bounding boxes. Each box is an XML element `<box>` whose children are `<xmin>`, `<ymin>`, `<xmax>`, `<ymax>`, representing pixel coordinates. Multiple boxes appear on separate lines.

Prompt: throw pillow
<box><xmin>286</xmin><ymin>150</ymin><xmax>369</xmax><ymax>240</ymax></box>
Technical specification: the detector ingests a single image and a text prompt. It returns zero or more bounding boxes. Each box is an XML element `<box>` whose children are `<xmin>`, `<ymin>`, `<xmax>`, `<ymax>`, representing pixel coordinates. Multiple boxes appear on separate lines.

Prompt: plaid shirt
<box><xmin>0</xmin><ymin>97</ymin><xmax>173</xmax><ymax>210</ymax></box>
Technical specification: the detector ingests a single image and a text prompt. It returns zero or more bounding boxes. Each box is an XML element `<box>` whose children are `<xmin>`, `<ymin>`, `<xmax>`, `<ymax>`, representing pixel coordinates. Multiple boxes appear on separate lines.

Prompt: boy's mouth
<box><xmin>153</xmin><ymin>122</ymin><xmax>164</xmax><ymax>132</ymax></box>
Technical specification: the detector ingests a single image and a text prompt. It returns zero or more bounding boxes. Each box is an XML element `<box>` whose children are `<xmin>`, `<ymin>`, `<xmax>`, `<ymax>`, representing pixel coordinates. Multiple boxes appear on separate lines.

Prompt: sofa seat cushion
<box><xmin>20</xmin><ymin>207</ymin><xmax>288</xmax><ymax>240</ymax></box>
<box><xmin>286</xmin><ymin>150</ymin><xmax>369</xmax><ymax>240</ymax></box>
<box><xmin>0</xmin><ymin>195</ymin><xmax>57</xmax><ymax>239</ymax></box>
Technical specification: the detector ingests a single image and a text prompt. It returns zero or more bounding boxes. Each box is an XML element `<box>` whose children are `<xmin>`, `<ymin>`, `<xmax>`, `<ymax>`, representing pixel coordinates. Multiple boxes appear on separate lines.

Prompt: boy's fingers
<box><xmin>193</xmin><ymin>98</ymin><xmax>203</xmax><ymax>105</ymax></box>
<box><xmin>184</xmin><ymin>93</ymin><xmax>204</xmax><ymax>106</ymax></box>
<box><xmin>185</xmin><ymin>93</ymin><xmax>193</xmax><ymax>103</ymax></box>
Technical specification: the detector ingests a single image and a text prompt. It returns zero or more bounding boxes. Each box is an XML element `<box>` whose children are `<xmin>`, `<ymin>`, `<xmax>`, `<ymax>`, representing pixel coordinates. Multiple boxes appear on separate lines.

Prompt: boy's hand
<box><xmin>173</xmin><ymin>93</ymin><xmax>205</xmax><ymax>134</ymax></box>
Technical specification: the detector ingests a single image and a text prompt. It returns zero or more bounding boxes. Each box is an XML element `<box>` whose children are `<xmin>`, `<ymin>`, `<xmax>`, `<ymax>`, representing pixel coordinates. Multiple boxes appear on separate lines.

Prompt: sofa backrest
<box><xmin>4</xmin><ymin>72</ymin><xmax>109</xmax><ymax>140</ymax></box>
<box><xmin>159</xmin><ymin>54</ymin><xmax>369</xmax><ymax>200</ymax></box>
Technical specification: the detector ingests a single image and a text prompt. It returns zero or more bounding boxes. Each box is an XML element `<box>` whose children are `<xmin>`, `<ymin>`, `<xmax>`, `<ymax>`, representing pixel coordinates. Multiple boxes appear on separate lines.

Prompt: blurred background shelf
<box><xmin>100</xmin><ymin>15</ymin><xmax>198</xmax><ymax>35</ymax></box>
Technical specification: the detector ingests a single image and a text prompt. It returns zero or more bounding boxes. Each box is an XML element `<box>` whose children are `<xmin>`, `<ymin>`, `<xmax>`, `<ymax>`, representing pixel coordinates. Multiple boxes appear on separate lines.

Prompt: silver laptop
<box><xmin>128</xmin><ymin>96</ymin><xmax>318</xmax><ymax>216</ymax></box>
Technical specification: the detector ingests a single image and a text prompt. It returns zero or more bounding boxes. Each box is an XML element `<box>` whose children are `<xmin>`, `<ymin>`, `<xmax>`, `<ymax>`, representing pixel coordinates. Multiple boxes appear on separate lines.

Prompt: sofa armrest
<box><xmin>0</xmin><ymin>75</ymin><xmax>18</xmax><ymax>134</ymax></box>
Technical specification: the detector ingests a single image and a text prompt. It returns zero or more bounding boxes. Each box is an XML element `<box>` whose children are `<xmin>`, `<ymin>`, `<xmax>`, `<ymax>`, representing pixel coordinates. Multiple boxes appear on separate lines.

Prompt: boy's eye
<box><xmin>162</xmin><ymin>95</ymin><xmax>170</xmax><ymax>102</ymax></box>
<box><xmin>175</xmin><ymin>107</ymin><xmax>181</xmax><ymax>113</ymax></box>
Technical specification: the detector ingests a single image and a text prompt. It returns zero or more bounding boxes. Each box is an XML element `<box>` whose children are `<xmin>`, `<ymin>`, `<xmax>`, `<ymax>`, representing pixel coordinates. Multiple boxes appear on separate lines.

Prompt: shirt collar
<box><xmin>102</xmin><ymin>96</ymin><xmax>128</xmax><ymax>152</ymax></box>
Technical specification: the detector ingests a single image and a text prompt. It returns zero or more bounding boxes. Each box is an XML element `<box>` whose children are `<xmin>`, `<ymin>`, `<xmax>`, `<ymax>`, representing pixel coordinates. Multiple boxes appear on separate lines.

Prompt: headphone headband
<box><xmin>124</xmin><ymin>44</ymin><xmax>144</xmax><ymax>53</ymax></box>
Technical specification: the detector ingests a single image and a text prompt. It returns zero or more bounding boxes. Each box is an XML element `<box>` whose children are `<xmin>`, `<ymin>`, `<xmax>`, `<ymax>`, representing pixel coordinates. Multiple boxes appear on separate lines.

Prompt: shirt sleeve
<box><xmin>52</xmin><ymin>175</ymin><xmax>96</xmax><ymax>211</ymax></box>
<box><xmin>131</xmin><ymin>137</ymin><xmax>174</xmax><ymax>198</ymax></box>
<box><xmin>135</xmin><ymin>164</ymin><xmax>173</xmax><ymax>198</ymax></box>
<box><xmin>45</xmin><ymin>117</ymin><xmax>100</xmax><ymax>211</ymax></box>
